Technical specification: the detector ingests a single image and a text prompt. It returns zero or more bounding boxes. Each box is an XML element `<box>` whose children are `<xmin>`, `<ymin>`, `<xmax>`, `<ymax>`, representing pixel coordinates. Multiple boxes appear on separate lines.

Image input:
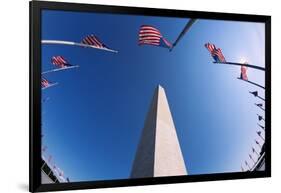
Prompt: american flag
<box><xmin>240</xmin><ymin>65</ymin><xmax>248</xmax><ymax>80</ymax></box>
<box><xmin>205</xmin><ymin>43</ymin><xmax>226</xmax><ymax>63</ymax></box>
<box><xmin>51</xmin><ymin>56</ymin><xmax>71</xmax><ymax>68</ymax></box>
<box><xmin>41</xmin><ymin>78</ymin><xmax>50</xmax><ymax>88</ymax></box>
<box><xmin>138</xmin><ymin>25</ymin><xmax>172</xmax><ymax>49</ymax></box>
<box><xmin>81</xmin><ymin>34</ymin><xmax>108</xmax><ymax>49</ymax></box>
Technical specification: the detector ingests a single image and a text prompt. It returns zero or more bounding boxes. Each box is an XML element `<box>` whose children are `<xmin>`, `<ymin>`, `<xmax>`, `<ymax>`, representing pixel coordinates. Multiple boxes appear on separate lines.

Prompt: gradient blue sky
<box><xmin>41</xmin><ymin>10</ymin><xmax>265</xmax><ymax>182</ymax></box>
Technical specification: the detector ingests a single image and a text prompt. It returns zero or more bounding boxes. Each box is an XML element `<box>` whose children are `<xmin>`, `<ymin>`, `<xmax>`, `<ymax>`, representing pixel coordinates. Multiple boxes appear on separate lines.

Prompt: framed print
<box><xmin>30</xmin><ymin>1</ymin><xmax>271</xmax><ymax>192</ymax></box>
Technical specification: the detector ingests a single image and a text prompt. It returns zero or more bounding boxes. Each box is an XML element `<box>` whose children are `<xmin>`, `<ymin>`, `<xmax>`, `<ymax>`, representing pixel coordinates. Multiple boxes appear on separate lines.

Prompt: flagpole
<box><xmin>255</xmin><ymin>140</ymin><xmax>262</xmax><ymax>149</ymax></box>
<box><xmin>255</xmin><ymin>103</ymin><xmax>265</xmax><ymax>111</ymax></box>
<box><xmin>257</xmin><ymin>132</ymin><xmax>265</xmax><ymax>141</ymax></box>
<box><xmin>245</xmin><ymin>161</ymin><xmax>251</xmax><ymax>170</ymax></box>
<box><xmin>170</xmin><ymin>18</ymin><xmax>197</xmax><ymax>51</ymax></box>
<box><xmin>213</xmin><ymin>61</ymin><xmax>265</xmax><ymax>71</ymax></box>
<box><xmin>241</xmin><ymin>165</ymin><xmax>244</xmax><ymax>172</ymax></box>
<box><xmin>252</xmin><ymin>148</ymin><xmax>259</xmax><ymax>157</ymax></box>
<box><xmin>237</xmin><ymin>78</ymin><xmax>265</xmax><ymax>89</ymax></box>
<box><xmin>42</xmin><ymin>82</ymin><xmax>59</xmax><ymax>90</ymax></box>
<box><xmin>42</xmin><ymin>40</ymin><xmax>118</xmax><ymax>53</ymax></box>
<box><xmin>257</xmin><ymin>95</ymin><xmax>265</xmax><ymax>101</ymax></box>
<box><xmin>249</xmin><ymin>91</ymin><xmax>265</xmax><ymax>101</ymax></box>
<box><xmin>42</xmin><ymin>65</ymin><xmax>79</xmax><ymax>75</ymax></box>
<box><xmin>249</xmin><ymin>155</ymin><xmax>256</xmax><ymax>164</ymax></box>
<box><xmin>258</xmin><ymin>123</ymin><xmax>265</xmax><ymax>130</ymax></box>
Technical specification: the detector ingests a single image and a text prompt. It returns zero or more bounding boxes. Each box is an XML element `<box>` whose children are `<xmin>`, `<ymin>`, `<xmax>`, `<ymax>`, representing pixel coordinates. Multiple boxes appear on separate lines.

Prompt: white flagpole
<box><xmin>42</xmin><ymin>65</ymin><xmax>79</xmax><ymax>75</ymax></box>
<box><xmin>42</xmin><ymin>82</ymin><xmax>59</xmax><ymax>90</ymax></box>
<box><xmin>42</xmin><ymin>40</ymin><xmax>118</xmax><ymax>53</ymax></box>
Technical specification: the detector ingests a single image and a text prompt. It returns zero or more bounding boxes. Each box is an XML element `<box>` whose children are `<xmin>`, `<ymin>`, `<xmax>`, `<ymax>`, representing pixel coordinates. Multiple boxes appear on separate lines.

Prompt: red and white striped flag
<box><xmin>41</xmin><ymin>78</ymin><xmax>50</xmax><ymax>88</ymax></box>
<box><xmin>240</xmin><ymin>65</ymin><xmax>248</xmax><ymax>80</ymax></box>
<box><xmin>51</xmin><ymin>56</ymin><xmax>72</xmax><ymax>68</ymax></box>
<box><xmin>138</xmin><ymin>25</ymin><xmax>172</xmax><ymax>49</ymax></box>
<box><xmin>205</xmin><ymin>43</ymin><xmax>226</xmax><ymax>63</ymax></box>
<box><xmin>81</xmin><ymin>34</ymin><xmax>108</xmax><ymax>49</ymax></box>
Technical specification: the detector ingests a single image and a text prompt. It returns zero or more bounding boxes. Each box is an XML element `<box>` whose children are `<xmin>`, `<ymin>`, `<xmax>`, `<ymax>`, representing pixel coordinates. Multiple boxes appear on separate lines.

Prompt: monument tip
<box><xmin>157</xmin><ymin>84</ymin><xmax>163</xmax><ymax>89</ymax></box>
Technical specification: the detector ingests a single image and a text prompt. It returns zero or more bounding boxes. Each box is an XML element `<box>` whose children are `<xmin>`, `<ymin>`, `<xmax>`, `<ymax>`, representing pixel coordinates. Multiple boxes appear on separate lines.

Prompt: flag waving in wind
<box><xmin>41</xmin><ymin>78</ymin><xmax>51</xmax><ymax>89</ymax></box>
<box><xmin>41</xmin><ymin>78</ymin><xmax>58</xmax><ymax>90</ymax></box>
<box><xmin>81</xmin><ymin>34</ymin><xmax>109</xmax><ymax>49</ymax></box>
<box><xmin>240</xmin><ymin>65</ymin><xmax>248</xmax><ymax>80</ymax></box>
<box><xmin>51</xmin><ymin>56</ymin><xmax>72</xmax><ymax>68</ymax></box>
<box><xmin>205</xmin><ymin>43</ymin><xmax>226</xmax><ymax>63</ymax></box>
<box><xmin>138</xmin><ymin>25</ymin><xmax>172</xmax><ymax>49</ymax></box>
<box><xmin>42</xmin><ymin>56</ymin><xmax>79</xmax><ymax>75</ymax></box>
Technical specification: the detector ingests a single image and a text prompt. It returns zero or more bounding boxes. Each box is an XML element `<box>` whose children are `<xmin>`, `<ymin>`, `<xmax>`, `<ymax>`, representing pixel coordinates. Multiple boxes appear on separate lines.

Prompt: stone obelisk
<box><xmin>130</xmin><ymin>85</ymin><xmax>187</xmax><ymax>178</ymax></box>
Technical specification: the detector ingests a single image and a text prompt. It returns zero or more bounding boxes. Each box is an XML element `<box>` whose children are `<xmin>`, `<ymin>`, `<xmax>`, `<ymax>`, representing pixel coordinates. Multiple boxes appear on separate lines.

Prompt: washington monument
<box><xmin>131</xmin><ymin>85</ymin><xmax>187</xmax><ymax>178</ymax></box>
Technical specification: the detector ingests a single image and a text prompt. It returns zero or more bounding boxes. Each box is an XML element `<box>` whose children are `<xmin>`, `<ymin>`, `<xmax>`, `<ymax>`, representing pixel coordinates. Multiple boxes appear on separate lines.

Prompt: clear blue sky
<box><xmin>41</xmin><ymin>10</ymin><xmax>265</xmax><ymax>182</ymax></box>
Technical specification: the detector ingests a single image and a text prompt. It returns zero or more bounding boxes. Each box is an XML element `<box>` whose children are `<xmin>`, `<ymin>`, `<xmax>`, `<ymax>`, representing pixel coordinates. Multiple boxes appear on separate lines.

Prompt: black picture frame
<box><xmin>30</xmin><ymin>1</ymin><xmax>271</xmax><ymax>192</ymax></box>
